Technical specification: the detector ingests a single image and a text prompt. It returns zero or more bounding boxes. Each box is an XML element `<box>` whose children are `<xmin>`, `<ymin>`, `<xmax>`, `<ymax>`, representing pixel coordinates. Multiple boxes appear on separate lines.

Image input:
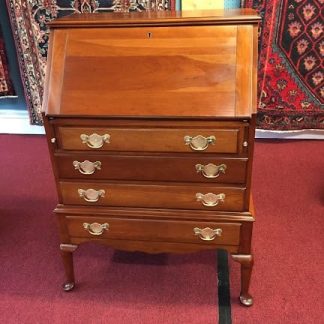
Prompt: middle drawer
<box><xmin>59</xmin><ymin>181</ymin><xmax>246</xmax><ymax>211</ymax></box>
<box><xmin>55</xmin><ymin>154</ymin><xmax>248</xmax><ymax>183</ymax></box>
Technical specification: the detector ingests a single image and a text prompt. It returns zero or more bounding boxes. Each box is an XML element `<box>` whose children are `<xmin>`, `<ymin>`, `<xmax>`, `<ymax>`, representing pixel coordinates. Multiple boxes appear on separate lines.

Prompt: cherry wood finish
<box><xmin>59</xmin><ymin>244</ymin><xmax>78</xmax><ymax>291</ymax></box>
<box><xmin>232</xmin><ymin>254</ymin><xmax>254</xmax><ymax>306</ymax></box>
<box><xmin>43</xmin><ymin>10</ymin><xmax>260</xmax><ymax>307</ymax></box>
<box><xmin>60</xmin><ymin>181</ymin><xmax>246</xmax><ymax>211</ymax></box>
<box><xmin>57</xmin><ymin>126</ymin><xmax>242</xmax><ymax>153</ymax></box>
<box><xmin>66</xmin><ymin>216</ymin><xmax>241</xmax><ymax>245</ymax></box>
<box><xmin>48</xmin><ymin>9</ymin><xmax>260</xmax><ymax>28</ymax></box>
<box><xmin>55</xmin><ymin>154</ymin><xmax>248</xmax><ymax>183</ymax></box>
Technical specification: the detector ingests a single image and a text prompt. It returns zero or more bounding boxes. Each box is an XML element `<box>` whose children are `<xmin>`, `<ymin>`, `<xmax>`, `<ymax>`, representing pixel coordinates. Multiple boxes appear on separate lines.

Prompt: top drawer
<box><xmin>56</xmin><ymin>125</ymin><xmax>246</xmax><ymax>154</ymax></box>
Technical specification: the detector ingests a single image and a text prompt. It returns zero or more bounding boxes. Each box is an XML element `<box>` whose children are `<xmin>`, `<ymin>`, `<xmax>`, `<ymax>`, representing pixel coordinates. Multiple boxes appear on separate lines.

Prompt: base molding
<box><xmin>0</xmin><ymin>109</ymin><xmax>44</xmax><ymax>134</ymax></box>
<box><xmin>255</xmin><ymin>129</ymin><xmax>324</xmax><ymax>139</ymax></box>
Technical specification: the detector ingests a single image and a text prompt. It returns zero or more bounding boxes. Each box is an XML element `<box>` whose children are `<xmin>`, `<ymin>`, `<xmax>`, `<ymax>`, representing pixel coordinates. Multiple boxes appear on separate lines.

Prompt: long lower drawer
<box><xmin>64</xmin><ymin>215</ymin><xmax>241</xmax><ymax>246</ymax></box>
<box><xmin>59</xmin><ymin>181</ymin><xmax>246</xmax><ymax>211</ymax></box>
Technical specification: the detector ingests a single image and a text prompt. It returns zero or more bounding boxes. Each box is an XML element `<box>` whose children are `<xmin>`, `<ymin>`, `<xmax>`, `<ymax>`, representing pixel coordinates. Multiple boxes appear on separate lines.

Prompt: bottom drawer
<box><xmin>65</xmin><ymin>216</ymin><xmax>241</xmax><ymax>246</ymax></box>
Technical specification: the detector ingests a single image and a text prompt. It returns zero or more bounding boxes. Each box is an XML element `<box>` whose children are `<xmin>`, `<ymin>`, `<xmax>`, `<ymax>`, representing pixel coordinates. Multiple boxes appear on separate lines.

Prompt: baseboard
<box><xmin>0</xmin><ymin>110</ymin><xmax>45</xmax><ymax>135</ymax></box>
<box><xmin>1</xmin><ymin>110</ymin><xmax>324</xmax><ymax>139</ymax></box>
<box><xmin>255</xmin><ymin>129</ymin><xmax>324</xmax><ymax>139</ymax></box>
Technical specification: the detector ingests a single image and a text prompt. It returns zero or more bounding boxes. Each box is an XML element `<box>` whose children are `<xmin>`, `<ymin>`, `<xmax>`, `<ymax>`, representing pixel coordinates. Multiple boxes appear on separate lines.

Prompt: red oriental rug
<box><xmin>244</xmin><ymin>0</ymin><xmax>324</xmax><ymax>130</ymax></box>
<box><xmin>5</xmin><ymin>0</ymin><xmax>172</xmax><ymax>125</ymax></box>
<box><xmin>0</xmin><ymin>24</ymin><xmax>15</xmax><ymax>97</ymax></box>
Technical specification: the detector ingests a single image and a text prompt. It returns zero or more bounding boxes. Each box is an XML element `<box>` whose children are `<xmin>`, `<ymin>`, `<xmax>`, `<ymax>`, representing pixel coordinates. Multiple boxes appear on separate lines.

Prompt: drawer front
<box><xmin>60</xmin><ymin>182</ymin><xmax>246</xmax><ymax>211</ymax></box>
<box><xmin>56</xmin><ymin>154</ymin><xmax>247</xmax><ymax>184</ymax></box>
<box><xmin>65</xmin><ymin>215</ymin><xmax>241</xmax><ymax>246</ymax></box>
<box><xmin>57</xmin><ymin>127</ymin><xmax>243</xmax><ymax>154</ymax></box>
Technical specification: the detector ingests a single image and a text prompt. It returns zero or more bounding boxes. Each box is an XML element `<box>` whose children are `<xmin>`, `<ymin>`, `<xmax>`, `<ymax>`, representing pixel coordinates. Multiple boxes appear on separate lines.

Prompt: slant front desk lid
<box><xmin>43</xmin><ymin>10</ymin><xmax>260</xmax><ymax>119</ymax></box>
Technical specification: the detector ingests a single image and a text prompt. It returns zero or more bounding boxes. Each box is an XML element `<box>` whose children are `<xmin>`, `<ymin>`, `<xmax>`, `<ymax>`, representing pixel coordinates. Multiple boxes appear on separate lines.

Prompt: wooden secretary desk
<box><xmin>42</xmin><ymin>9</ymin><xmax>260</xmax><ymax>306</ymax></box>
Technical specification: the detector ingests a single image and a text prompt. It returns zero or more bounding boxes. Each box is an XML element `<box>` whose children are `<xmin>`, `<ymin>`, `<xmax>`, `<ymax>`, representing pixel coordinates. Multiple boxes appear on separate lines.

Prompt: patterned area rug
<box><xmin>5</xmin><ymin>1</ymin><xmax>171</xmax><ymax>125</ymax></box>
<box><xmin>244</xmin><ymin>0</ymin><xmax>324</xmax><ymax>130</ymax></box>
<box><xmin>0</xmin><ymin>24</ymin><xmax>15</xmax><ymax>97</ymax></box>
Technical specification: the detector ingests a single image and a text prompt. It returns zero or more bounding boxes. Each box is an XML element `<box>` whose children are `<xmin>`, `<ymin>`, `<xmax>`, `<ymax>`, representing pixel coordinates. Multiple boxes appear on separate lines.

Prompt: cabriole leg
<box><xmin>231</xmin><ymin>254</ymin><xmax>254</xmax><ymax>306</ymax></box>
<box><xmin>60</xmin><ymin>244</ymin><xmax>78</xmax><ymax>291</ymax></box>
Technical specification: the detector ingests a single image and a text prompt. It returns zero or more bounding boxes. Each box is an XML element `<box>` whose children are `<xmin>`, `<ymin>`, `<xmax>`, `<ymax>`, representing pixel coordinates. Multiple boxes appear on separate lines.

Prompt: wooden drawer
<box><xmin>56</xmin><ymin>126</ymin><xmax>243</xmax><ymax>154</ymax></box>
<box><xmin>59</xmin><ymin>181</ymin><xmax>246</xmax><ymax>211</ymax></box>
<box><xmin>56</xmin><ymin>153</ymin><xmax>248</xmax><ymax>184</ymax></box>
<box><xmin>65</xmin><ymin>215</ymin><xmax>241</xmax><ymax>246</ymax></box>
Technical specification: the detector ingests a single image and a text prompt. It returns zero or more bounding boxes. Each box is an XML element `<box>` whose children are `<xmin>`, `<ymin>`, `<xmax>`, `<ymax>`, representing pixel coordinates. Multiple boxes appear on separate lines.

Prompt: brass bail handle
<box><xmin>83</xmin><ymin>222</ymin><xmax>109</xmax><ymax>236</ymax></box>
<box><xmin>184</xmin><ymin>135</ymin><xmax>216</xmax><ymax>151</ymax></box>
<box><xmin>73</xmin><ymin>160</ymin><xmax>102</xmax><ymax>175</ymax></box>
<box><xmin>194</xmin><ymin>227</ymin><xmax>222</xmax><ymax>241</ymax></box>
<box><xmin>80</xmin><ymin>133</ymin><xmax>110</xmax><ymax>149</ymax></box>
<box><xmin>196</xmin><ymin>192</ymin><xmax>225</xmax><ymax>207</ymax></box>
<box><xmin>195</xmin><ymin>163</ymin><xmax>227</xmax><ymax>179</ymax></box>
<box><xmin>78</xmin><ymin>188</ymin><xmax>105</xmax><ymax>203</ymax></box>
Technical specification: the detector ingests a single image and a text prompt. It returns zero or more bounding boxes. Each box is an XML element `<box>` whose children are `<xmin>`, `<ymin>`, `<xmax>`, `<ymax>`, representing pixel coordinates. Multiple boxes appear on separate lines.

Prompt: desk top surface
<box><xmin>49</xmin><ymin>9</ymin><xmax>260</xmax><ymax>28</ymax></box>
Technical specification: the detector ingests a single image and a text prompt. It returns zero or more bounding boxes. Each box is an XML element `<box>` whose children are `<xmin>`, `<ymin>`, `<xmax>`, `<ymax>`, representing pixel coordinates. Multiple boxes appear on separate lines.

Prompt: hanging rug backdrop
<box><xmin>5</xmin><ymin>1</ymin><xmax>172</xmax><ymax>125</ymax></box>
<box><xmin>0</xmin><ymin>24</ymin><xmax>15</xmax><ymax>98</ymax></box>
<box><xmin>244</xmin><ymin>0</ymin><xmax>324</xmax><ymax>130</ymax></box>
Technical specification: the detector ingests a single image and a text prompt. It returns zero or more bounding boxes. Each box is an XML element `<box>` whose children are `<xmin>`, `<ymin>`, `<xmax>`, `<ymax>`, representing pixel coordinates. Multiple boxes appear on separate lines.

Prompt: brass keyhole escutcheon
<box><xmin>147</xmin><ymin>32</ymin><xmax>152</xmax><ymax>38</ymax></box>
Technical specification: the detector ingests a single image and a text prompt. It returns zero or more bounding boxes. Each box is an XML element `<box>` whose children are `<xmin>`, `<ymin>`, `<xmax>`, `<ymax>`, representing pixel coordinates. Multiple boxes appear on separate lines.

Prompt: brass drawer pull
<box><xmin>184</xmin><ymin>135</ymin><xmax>216</xmax><ymax>151</ymax></box>
<box><xmin>73</xmin><ymin>160</ymin><xmax>102</xmax><ymax>175</ymax></box>
<box><xmin>83</xmin><ymin>222</ymin><xmax>109</xmax><ymax>236</ymax></box>
<box><xmin>196</xmin><ymin>192</ymin><xmax>225</xmax><ymax>207</ymax></box>
<box><xmin>194</xmin><ymin>227</ymin><xmax>222</xmax><ymax>241</ymax></box>
<box><xmin>78</xmin><ymin>188</ymin><xmax>105</xmax><ymax>203</ymax></box>
<box><xmin>195</xmin><ymin>163</ymin><xmax>227</xmax><ymax>178</ymax></box>
<box><xmin>80</xmin><ymin>133</ymin><xmax>110</xmax><ymax>149</ymax></box>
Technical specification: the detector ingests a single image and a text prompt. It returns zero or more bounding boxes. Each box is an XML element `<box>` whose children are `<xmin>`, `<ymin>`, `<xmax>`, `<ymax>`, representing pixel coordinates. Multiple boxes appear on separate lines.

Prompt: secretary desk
<box><xmin>42</xmin><ymin>9</ymin><xmax>260</xmax><ymax>306</ymax></box>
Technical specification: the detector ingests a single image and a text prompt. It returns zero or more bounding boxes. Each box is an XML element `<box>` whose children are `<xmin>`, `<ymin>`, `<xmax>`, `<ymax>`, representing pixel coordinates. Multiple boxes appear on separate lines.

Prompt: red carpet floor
<box><xmin>231</xmin><ymin>139</ymin><xmax>324</xmax><ymax>323</ymax></box>
<box><xmin>0</xmin><ymin>135</ymin><xmax>323</xmax><ymax>323</ymax></box>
